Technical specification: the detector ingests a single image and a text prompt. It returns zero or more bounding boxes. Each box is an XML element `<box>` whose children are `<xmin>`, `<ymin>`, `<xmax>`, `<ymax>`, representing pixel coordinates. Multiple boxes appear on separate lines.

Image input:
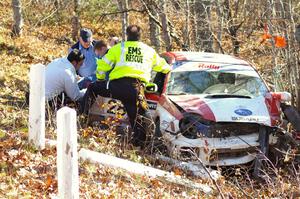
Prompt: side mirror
<box><xmin>145</xmin><ymin>83</ymin><xmax>158</xmax><ymax>93</ymax></box>
<box><xmin>266</xmin><ymin>92</ymin><xmax>292</xmax><ymax>102</ymax></box>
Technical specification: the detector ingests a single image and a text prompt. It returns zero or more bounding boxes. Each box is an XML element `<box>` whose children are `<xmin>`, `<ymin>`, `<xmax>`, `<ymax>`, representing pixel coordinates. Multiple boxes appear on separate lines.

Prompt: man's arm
<box><xmin>152</xmin><ymin>52</ymin><xmax>171</xmax><ymax>74</ymax></box>
<box><xmin>64</xmin><ymin>70</ymin><xmax>86</xmax><ymax>101</ymax></box>
<box><xmin>96</xmin><ymin>46</ymin><xmax>117</xmax><ymax>80</ymax></box>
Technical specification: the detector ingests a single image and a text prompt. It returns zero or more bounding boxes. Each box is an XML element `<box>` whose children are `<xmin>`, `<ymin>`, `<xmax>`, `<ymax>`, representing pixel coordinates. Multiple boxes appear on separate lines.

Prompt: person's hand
<box><xmin>76</xmin><ymin>75</ymin><xmax>83</xmax><ymax>81</ymax></box>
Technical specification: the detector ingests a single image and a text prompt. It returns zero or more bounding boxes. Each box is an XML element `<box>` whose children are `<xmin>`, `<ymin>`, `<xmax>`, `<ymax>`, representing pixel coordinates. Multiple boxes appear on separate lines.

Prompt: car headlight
<box><xmin>179</xmin><ymin>113</ymin><xmax>211</xmax><ymax>139</ymax></box>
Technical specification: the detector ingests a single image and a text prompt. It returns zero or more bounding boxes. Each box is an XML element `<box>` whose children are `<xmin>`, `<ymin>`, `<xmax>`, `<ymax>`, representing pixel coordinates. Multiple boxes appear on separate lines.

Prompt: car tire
<box><xmin>253</xmin><ymin>126</ymin><xmax>269</xmax><ymax>179</ymax></box>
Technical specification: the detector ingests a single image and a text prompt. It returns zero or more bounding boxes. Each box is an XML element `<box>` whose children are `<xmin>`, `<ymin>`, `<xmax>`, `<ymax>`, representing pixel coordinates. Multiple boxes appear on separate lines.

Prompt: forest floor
<box><xmin>1</xmin><ymin>1</ymin><xmax>300</xmax><ymax>198</ymax></box>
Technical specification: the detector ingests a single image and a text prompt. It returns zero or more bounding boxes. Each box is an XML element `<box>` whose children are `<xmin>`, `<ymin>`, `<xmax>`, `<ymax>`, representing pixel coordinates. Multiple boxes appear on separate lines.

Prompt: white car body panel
<box><xmin>168</xmin><ymin>95</ymin><xmax>272</xmax><ymax>126</ymax></box>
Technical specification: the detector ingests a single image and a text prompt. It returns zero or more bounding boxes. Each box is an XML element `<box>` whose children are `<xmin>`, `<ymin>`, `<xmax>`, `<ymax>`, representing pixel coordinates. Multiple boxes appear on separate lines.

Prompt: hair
<box><xmin>109</xmin><ymin>36</ymin><xmax>120</xmax><ymax>46</ymax></box>
<box><xmin>126</xmin><ymin>25</ymin><xmax>141</xmax><ymax>41</ymax></box>
<box><xmin>94</xmin><ymin>40</ymin><xmax>107</xmax><ymax>50</ymax></box>
<box><xmin>67</xmin><ymin>49</ymin><xmax>85</xmax><ymax>63</ymax></box>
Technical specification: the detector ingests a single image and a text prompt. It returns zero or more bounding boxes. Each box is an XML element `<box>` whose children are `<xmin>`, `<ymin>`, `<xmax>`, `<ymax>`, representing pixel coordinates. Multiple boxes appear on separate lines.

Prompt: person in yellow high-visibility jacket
<box><xmin>81</xmin><ymin>25</ymin><xmax>171</xmax><ymax>148</ymax></box>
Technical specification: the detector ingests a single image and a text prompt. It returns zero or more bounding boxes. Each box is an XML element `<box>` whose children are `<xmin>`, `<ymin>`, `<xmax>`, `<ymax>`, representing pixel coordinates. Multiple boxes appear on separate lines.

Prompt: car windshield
<box><xmin>166</xmin><ymin>70</ymin><xmax>268</xmax><ymax>98</ymax></box>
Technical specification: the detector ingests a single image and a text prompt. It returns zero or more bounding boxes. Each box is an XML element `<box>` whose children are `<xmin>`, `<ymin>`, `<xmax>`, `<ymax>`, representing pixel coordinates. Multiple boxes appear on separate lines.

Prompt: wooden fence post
<box><xmin>28</xmin><ymin>64</ymin><xmax>45</xmax><ymax>149</ymax></box>
<box><xmin>57</xmin><ymin>107</ymin><xmax>79</xmax><ymax>199</ymax></box>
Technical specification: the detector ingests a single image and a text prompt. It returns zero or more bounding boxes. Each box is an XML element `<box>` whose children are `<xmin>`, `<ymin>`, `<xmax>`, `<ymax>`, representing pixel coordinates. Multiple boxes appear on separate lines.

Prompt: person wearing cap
<box><xmin>70</xmin><ymin>28</ymin><xmax>97</xmax><ymax>89</ymax></box>
<box><xmin>81</xmin><ymin>25</ymin><xmax>171</xmax><ymax>148</ymax></box>
<box><xmin>45</xmin><ymin>49</ymin><xmax>86</xmax><ymax>108</ymax></box>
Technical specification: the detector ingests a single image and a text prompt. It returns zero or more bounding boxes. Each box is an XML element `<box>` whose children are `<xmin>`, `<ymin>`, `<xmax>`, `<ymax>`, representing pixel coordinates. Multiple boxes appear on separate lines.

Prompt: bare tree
<box><xmin>276</xmin><ymin>0</ymin><xmax>300</xmax><ymax>110</ymax></box>
<box><xmin>12</xmin><ymin>0</ymin><xmax>23</xmax><ymax>37</ymax></box>
<box><xmin>141</xmin><ymin>0</ymin><xmax>181</xmax><ymax>50</ymax></box>
<box><xmin>194</xmin><ymin>0</ymin><xmax>213</xmax><ymax>52</ymax></box>
<box><xmin>215</xmin><ymin>0</ymin><xmax>224</xmax><ymax>53</ymax></box>
<box><xmin>223</xmin><ymin>0</ymin><xmax>244</xmax><ymax>55</ymax></box>
<box><xmin>117</xmin><ymin>0</ymin><xmax>129</xmax><ymax>41</ymax></box>
<box><xmin>160</xmin><ymin>0</ymin><xmax>172</xmax><ymax>51</ymax></box>
<box><xmin>71</xmin><ymin>0</ymin><xmax>80</xmax><ymax>41</ymax></box>
<box><xmin>296</xmin><ymin>24</ymin><xmax>300</xmax><ymax>44</ymax></box>
<box><xmin>190</xmin><ymin>0</ymin><xmax>197</xmax><ymax>50</ymax></box>
<box><xmin>183</xmin><ymin>0</ymin><xmax>190</xmax><ymax>51</ymax></box>
<box><xmin>148</xmin><ymin>1</ymin><xmax>161</xmax><ymax>52</ymax></box>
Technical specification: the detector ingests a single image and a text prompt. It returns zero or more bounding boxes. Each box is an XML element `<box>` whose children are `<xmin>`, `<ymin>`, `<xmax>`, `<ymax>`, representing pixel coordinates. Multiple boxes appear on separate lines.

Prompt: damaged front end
<box><xmin>163</xmin><ymin>112</ymin><xmax>277</xmax><ymax>166</ymax></box>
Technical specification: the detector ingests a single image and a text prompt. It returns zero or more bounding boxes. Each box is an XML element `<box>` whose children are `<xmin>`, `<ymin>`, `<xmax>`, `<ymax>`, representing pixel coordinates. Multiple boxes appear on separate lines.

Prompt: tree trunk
<box><xmin>117</xmin><ymin>0</ymin><xmax>129</xmax><ymax>41</ymax></box>
<box><xmin>160</xmin><ymin>0</ymin><xmax>172</xmax><ymax>51</ymax></box>
<box><xmin>148</xmin><ymin>2</ymin><xmax>160</xmax><ymax>52</ymax></box>
<box><xmin>183</xmin><ymin>0</ymin><xmax>190</xmax><ymax>51</ymax></box>
<box><xmin>215</xmin><ymin>0</ymin><xmax>223</xmax><ymax>53</ymax></box>
<box><xmin>195</xmin><ymin>0</ymin><xmax>213</xmax><ymax>52</ymax></box>
<box><xmin>12</xmin><ymin>0</ymin><xmax>23</xmax><ymax>37</ymax></box>
<box><xmin>224</xmin><ymin>0</ymin><xmax>242</xmax><ymax>56</ymax></box>
<box><xmin>71</xmin><ymin>0</ymin><xmax>80</xmax><ymax>41</ymax></box>
<box><xmin>296</xmin><ymin>25</ymin><xmax>300</xmax><ymax>44</ymax></box>
<box><xmin>190</xmin><ymin>0</ymin><xmax>197</xmax><ymax>51</ymax></box>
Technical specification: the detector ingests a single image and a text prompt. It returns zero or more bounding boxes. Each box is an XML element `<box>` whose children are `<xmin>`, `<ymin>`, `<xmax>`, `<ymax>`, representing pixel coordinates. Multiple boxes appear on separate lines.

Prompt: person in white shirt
<box><xmin>45</xmin><ymin>49</ymin><xmax>86</xmax><ymax>105</ymax></box>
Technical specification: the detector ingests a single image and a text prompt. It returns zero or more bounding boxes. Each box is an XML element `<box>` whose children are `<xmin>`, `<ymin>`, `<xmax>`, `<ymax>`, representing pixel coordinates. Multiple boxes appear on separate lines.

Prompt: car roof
<box><xmin>162</xmin><ymin>51</ymin><xmax>260</xmax><ymax>77</ymax></box>
<box><xmin>163</xmin><ymin>51</ymin><xmax>254</xmax><ymax>68</ymax></box>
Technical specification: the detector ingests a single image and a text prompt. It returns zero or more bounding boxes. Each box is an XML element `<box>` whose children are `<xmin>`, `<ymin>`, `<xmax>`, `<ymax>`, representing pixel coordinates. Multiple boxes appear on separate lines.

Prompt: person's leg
<box><xmin>109</xmin><ymin>79</ymin><xmax>138</xmax><ymax>126</ymax></box>
<box><xmin>79</xmin><ymin>80</ymin><xmax>110</xmax><ymax>114</ymax></box>
<box><xmin>135</xmin><ymin>86</ymin><xmax>155</xmax><ymax>148</ymax></box>
<box><xmin>109</xmin><ymin>79</ymin><xmax>154</xmax><ymax>147</ymax></box>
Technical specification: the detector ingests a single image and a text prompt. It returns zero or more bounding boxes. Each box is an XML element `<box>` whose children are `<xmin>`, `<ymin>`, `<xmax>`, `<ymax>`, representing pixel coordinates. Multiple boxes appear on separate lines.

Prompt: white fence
<box><xmin>57</xmin><ymin>107</ymin><xmax>79</xmax><ymax>199</ymax></box>
<box><xmin>27</xmin><ymin>64</ymin><xmax>213</xmax><ymax>198</ymax></box>
<box><xmin>28</xmin><ymin>64</ymin><xmax>45</xmax><ymax>149</ymax></box>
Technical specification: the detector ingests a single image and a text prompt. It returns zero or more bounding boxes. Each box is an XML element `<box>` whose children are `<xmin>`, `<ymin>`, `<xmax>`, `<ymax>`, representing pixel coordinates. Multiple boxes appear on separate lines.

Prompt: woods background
<box><xmin>8</xmin><ymin>0</ymin><xmax>300</xmax><ymax>111</ymax></box>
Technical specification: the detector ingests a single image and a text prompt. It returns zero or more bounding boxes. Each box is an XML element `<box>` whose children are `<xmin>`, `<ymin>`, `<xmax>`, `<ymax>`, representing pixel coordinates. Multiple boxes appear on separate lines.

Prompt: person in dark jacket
<box><xmin>70</xmin><ymin>28</ymin><xmax>97</xmax><ymax>89</ymax></box>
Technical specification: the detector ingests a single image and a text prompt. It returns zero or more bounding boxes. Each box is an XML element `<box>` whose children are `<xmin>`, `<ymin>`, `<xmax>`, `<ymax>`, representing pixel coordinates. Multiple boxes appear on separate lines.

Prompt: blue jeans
<box><xmin>78</xmin><ymin>74</ymin><xmax>97</xmax><ymax>89</ymax></box>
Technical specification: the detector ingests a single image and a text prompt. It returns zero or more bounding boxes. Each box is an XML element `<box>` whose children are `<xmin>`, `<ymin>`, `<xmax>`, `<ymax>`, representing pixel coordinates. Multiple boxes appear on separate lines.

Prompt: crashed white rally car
<box><xmin>90</xmin><ymin>51</ymin><xmax>291</xmax><ymax>166</ymax></box>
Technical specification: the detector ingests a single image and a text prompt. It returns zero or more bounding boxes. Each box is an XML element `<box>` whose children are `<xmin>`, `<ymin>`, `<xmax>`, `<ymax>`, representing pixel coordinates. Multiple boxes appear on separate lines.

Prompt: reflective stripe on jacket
<box><xmin>96</xmin><ymin>41</ymin><xmax>170</xmax><ymax>82</ymax></box>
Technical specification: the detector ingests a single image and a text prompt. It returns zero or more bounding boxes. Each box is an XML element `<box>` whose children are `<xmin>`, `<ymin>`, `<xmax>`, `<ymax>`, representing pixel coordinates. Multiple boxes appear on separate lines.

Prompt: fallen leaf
<box><xmin>45</xmin><ymin>174</ymin><xmax>53</xmax><ymax>189</ymax></box>
<box><xmin>0</xmin><ymin>129</ymin><xmax>5</xmax><ymax>138</ymax></box>
<box><xmin>150</xmin><ymin>179</ymin><xmax>161</xmax><ymax>188</ymax></box>
<box><xmin>173</xmin><ymin>167</ymin><xmax>183</xmax><ymax>176</ymax></box>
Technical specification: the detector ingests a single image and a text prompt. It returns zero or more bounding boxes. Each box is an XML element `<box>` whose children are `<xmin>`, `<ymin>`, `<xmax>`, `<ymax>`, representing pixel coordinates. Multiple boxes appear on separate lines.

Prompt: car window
<box><xmin>166</xmin><ymin>70</ymin><xmax>268</xmax><ymax>97</ymax></box>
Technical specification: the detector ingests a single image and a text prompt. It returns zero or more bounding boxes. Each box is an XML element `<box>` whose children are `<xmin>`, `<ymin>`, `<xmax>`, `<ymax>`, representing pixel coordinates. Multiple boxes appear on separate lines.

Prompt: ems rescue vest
<box><xmin>96</xmin><ymin>41</ymin><xmax>170</xmax><ymax>82</ymax></box>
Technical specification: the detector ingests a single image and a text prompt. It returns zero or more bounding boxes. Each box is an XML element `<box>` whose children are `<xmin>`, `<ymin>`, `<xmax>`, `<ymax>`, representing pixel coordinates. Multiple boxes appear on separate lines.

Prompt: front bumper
<box><xmin>163</xmin><ymin>132</ymin><xmax>277</xmax><ymax>166</ymax></box>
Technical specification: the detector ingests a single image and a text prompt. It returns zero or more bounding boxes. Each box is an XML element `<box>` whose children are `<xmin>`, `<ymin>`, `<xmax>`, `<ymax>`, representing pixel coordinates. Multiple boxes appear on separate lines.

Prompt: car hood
<box><xmin>167</xmin><ymin>94</ymin><xmax>272</xmax><ymax>126</ymax></box>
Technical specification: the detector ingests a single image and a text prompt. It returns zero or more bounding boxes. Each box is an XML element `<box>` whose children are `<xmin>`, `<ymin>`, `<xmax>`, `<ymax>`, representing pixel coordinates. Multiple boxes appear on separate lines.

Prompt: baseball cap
<box><xmin>80</xmin><ymin>28</ymin><xmax>92</xmax><ymax>42</ymax></box>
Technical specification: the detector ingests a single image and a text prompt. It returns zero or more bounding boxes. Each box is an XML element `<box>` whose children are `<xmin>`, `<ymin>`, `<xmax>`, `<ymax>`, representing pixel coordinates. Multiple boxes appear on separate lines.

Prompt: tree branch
<box><xmin>98</xmin><ymin>8</ymin><xmax>145</xmax><ymax>22</ymax></box>
<box><xmin>140</xmin><ymin>0</ymin><xmax>182</xmax><ymax>48</ymax></box>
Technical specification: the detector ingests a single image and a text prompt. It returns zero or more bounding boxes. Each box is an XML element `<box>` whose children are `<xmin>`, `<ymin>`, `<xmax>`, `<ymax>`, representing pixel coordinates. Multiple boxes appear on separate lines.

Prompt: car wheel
<box><xmin>253</xmin><ymin>126</ymin><xmax>269</xmax><ymax>179</ymax></box>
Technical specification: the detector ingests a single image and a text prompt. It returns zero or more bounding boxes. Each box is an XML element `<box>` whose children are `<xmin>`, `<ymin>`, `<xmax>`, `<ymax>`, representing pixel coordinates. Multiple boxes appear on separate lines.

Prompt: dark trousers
<box><xmin>82</xmin><ymin>78</ymin><xmax>155</xmax><ymax>147</ymax></box>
